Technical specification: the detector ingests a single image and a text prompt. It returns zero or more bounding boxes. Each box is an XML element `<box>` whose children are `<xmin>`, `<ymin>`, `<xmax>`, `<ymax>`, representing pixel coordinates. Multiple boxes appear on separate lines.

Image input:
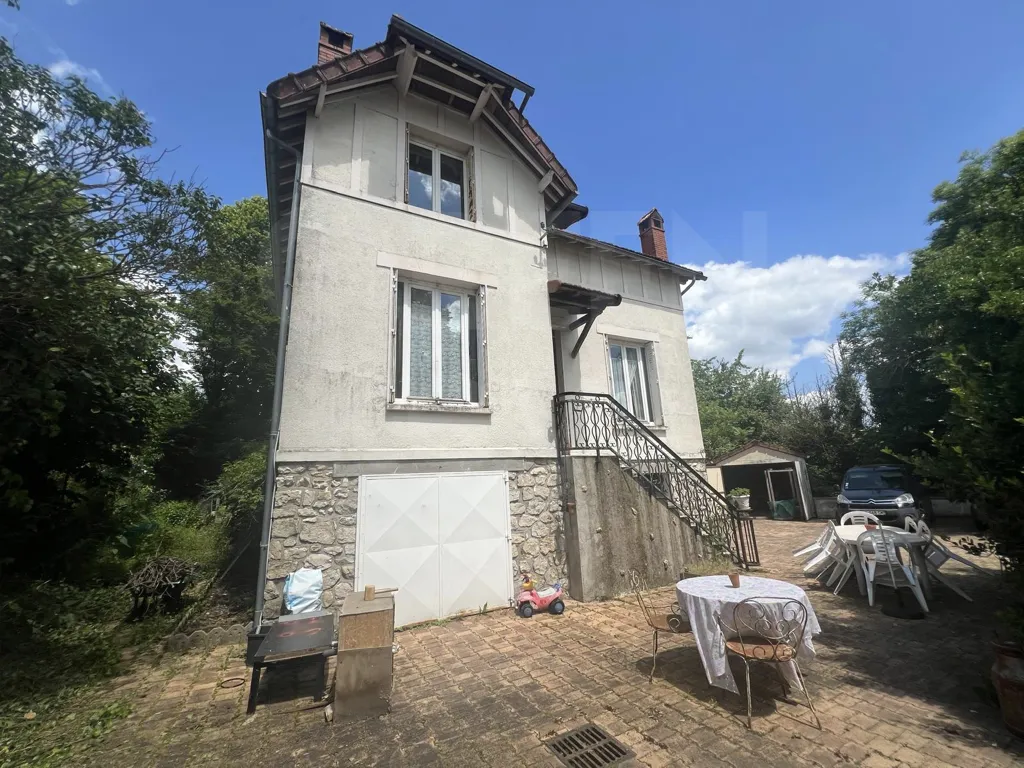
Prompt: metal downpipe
<box><xmin>252</xmin><ymin>130</ymin><xmax>302</xmax><ymax>633</ymax></box>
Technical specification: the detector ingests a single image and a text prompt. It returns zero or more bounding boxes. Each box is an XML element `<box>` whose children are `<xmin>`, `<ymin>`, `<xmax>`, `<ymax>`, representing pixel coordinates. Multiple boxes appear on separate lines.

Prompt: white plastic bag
<box><xmin>283</xmin><ymin>567</ymin><xmax>323</xmax><ymax>614</ymax></box>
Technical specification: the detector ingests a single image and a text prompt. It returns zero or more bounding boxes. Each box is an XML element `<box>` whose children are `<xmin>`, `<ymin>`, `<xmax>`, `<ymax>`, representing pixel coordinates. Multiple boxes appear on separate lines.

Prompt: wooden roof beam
<box><xmin>469</xmin><ymin>84</ymin><xmax>494</xmax><ymax>123</ymax></box>
<box><xmin>411</xmin><ymin>71</ymin><xmax>476</xmax><ymax>103</ymax></box>
<box><xmin>314</xmin><ymin>82</ymin><xmax>327</xmax><ymax>118</ymax></box>
<box><xmin>396</xmin><ymin>43</ymin><xmax>417</xmax><ymax>97</ymax></box>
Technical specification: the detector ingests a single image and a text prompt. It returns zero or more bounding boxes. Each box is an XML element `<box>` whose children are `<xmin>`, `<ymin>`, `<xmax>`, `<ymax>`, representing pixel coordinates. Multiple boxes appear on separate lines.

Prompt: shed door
<box><xmin>357</xmin><ymin>472</ymin><xmax>512</xmax><ymax>627</ymax></box>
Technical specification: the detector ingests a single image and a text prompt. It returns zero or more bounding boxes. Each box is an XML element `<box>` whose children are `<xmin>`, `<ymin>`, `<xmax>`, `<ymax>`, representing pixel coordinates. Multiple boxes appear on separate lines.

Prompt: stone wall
<box><xmin>507</xmin><ymin>460</ymin><xmax>568</xmax><ymax>590</ymax></box>
<box><xmin>262</xmin><ymin>461</ymin><xmax>568</xmax><ymax>620</ymax></box>
<box><xmin>263</xmin><ymin>463</ymin><xmax>357</xmax><ymax>620</ymax></box>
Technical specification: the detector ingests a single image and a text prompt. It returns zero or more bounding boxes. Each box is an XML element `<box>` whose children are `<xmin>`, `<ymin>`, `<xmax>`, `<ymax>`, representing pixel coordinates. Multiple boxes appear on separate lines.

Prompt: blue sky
<box><xmin>4</xmin><ymin>1</ymin><xmax>1024</xmax><ymax>383</ymax></box>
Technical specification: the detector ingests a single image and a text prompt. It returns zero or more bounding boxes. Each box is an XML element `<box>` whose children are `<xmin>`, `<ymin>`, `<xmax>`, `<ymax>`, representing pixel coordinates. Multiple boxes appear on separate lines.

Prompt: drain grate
<box><xmin>545</xmin><ymin>724</ymin><xmax>634</xmax><ymax>767</ymax></box>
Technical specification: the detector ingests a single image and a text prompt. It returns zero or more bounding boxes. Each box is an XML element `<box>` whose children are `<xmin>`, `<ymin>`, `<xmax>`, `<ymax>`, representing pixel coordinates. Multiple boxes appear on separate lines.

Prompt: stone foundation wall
<box><xmin>262</xmin><ymin>460</ymin><xmax>568</xmax><ymax>620</ymax></box>
<box><xmin>263</xmin><ymin>463</ymin><xmax>357</xmax><ymax>619</ymax></box>
<box><xmin>508</xmin><ymin>460</ymin><xmax>568</xmax><ymax>590</ymax></box>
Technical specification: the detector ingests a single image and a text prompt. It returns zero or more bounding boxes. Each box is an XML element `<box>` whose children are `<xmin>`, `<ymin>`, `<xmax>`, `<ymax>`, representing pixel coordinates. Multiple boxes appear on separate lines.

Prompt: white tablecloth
<box><xmin>675</xmin><ymin>575</ymin><xmax>821</xmax><ymax>693</ymax></box>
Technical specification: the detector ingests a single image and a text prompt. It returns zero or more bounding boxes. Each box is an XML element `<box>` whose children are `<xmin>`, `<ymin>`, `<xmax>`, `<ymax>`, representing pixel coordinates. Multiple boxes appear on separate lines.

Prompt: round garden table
<box><xmin>675</xmin><ymin>574</ymin><xmax>821</xmax><ymax>693</ymax></box>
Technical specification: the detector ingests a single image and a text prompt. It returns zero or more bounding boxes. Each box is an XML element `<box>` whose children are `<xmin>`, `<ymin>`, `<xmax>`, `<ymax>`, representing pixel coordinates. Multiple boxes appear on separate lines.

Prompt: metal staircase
<box><xmin>553</xmin><ymin>392</ymin><xmax>759</xmax><ymax>567</ymax></box>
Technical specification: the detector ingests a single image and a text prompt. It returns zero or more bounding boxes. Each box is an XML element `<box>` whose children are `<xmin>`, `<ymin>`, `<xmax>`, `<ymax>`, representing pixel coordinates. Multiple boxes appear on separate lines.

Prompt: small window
<box><xmin>407</xmin><ymin>139</ymin><xmax>466</xmax><ymax>219</ymax></box>
<box><xmin>394</xmin><ymin>279</ymin><xmax>483</xmax><ymax>403</ymax></box>
<box><xmin>608</xmin><ymin>342</ymin><xmax>655</xmax><ymax>423</ymax></box>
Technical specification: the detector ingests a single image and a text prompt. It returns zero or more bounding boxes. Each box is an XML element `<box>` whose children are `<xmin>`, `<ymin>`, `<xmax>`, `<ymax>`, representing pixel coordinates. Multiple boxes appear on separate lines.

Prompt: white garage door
<box><xmin>356</xmin><ymin>472</ymin><xmax>513</xmax><ymax>627</ymax></box>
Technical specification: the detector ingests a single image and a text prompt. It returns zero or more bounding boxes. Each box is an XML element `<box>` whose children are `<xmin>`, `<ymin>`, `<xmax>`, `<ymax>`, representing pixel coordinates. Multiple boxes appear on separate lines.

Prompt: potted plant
<box><xmin>728</xmin><ymin>488</ymin><xmax>751</xmax><ymax>512</ymax></box>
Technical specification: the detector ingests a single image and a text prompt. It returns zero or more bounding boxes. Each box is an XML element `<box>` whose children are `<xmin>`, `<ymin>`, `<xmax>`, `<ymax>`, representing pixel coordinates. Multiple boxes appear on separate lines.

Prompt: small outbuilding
<box><xmin>706</xmin><ymin>441</ymin><xmax>814</xmax><ymax>521</ymax></box>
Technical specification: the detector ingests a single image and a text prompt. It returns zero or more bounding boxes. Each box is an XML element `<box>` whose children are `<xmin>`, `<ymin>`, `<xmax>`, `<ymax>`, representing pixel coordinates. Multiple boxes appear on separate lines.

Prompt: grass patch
<box><xmin>0</xmin><ymin>578</ymin><xmax>201</xmax><ymax>766</ymax></box>
<box><xmin>1</xmin><ymin>698</ymin><xmax>133</xmax><ymax>768</ymax></box>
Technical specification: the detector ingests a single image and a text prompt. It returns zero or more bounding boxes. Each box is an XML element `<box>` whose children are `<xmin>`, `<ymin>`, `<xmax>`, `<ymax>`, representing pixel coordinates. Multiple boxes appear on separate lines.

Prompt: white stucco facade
<box><xmin>277</xmin><ymin>85</ymin><xmax>558</xmax><ymax>463</ymax></box>
<box><xmin>554</xmin><ymin>295</ymin><xmax>706</xmax><ymax>460</ymax></box>
<box><xmin>278</xmin><ymin>185</ymin><xmax>560</xmax><ymax>461</ymax></box>
<box><xmin>549</xmin><ymin>235</ymin><xmax>706</xmax><ymax>461</ymax></box>
<box><xmin>277</xmin><ymin>83</ymin><xmax>706</xmax><ymax>465</ymax></box>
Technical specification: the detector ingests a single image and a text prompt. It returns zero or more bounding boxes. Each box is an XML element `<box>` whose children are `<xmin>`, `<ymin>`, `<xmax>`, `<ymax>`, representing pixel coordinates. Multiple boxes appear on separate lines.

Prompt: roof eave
<box><xmin>387</xmin><ymin>15</ymin><xmax>534</xmax><ymax>102</ymax></box>
<box><xmin>546</xmin><ymin>228</ymin><xmax>707</xmax><ymax>282</ymax></box>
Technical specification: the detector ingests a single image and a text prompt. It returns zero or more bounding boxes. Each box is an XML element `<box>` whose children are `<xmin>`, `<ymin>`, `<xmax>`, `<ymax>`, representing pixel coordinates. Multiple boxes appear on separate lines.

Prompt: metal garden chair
<box><xmin>628</xmin><ymin>570</ymin><xmax>690</xmax><ymax>682</ymax></box>
<box><xmin>715</xmin><ymin>597</ymin><xmax>820</xmax><ymax>730</ymax></box>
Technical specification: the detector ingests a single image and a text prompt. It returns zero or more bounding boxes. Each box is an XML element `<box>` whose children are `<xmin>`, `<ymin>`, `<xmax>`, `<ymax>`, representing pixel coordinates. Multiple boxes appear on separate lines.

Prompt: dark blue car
<box><xmin>836</xmin><ymin>465</ymin><xmax>931</xmax><ymax>527</ymax></box>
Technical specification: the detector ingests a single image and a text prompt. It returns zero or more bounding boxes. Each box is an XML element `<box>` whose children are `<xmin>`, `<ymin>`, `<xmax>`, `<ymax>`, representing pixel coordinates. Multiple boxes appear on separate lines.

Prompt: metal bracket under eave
<box><xmin>569</xmin><ymin>310</ymin><xmax>601</xmax><ymax>358</ymax></box>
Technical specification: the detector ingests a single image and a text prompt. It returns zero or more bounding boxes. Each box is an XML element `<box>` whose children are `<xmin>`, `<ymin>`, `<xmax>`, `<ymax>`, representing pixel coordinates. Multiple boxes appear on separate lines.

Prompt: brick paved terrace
<box><xmin>78</xmin><ymin>520</ymin><xmax>1023</xmax><ymax>767</ymax></box>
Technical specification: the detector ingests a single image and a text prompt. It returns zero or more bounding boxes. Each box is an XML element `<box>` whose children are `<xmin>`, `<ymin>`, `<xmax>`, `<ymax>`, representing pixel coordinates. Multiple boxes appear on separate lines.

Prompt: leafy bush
<box><xmin>213</xmin><ymin>448</ymin><xmax>266</xmax><ymax>536</ymax></box>
<box><xmin>728</xmin><ymin>488</ymin><xmax>751</xmax><ymax>497</ymax></box>
<box><xmin>152</xmin><ymin>499</ymin><xmax>206</xmax><ymax>528</ymax></box>
<box><xmin>134</xmin><ymin>522</ymin><xmax>227</xmax><ymax>573</ymax></box>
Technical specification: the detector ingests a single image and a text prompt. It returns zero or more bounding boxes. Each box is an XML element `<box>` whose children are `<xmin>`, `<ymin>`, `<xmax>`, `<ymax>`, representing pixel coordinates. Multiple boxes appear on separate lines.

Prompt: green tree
<box><xmin>841</xmin><ymin>130</ymin><xmax>1024</xmax><ymax>632</ymax></box>
<box><xmin>692</xmin><ymin>353</ymin><xmax>790</xmax><ymax>460</ymax></box>
<box><xmin>0</xmin><ymin>39</ymin><xmax>215</xmax><ymax>574</ymax></box>
<box><xmin>156</xmin><ymin>197</ymin><xmax>276</xmax><ymax>497</ymax></box>
<box><xmin>782</xmin><ymin>347</ymin><xmax>871</xmax><ymax>494</ymax></box>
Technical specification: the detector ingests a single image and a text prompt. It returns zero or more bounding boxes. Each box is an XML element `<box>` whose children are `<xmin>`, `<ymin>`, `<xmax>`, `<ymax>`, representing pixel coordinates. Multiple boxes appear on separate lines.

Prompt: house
<box><xmin>253</xmin><ymin>16</ymin><xmax>756</xmax><ymax>631</ymax></box>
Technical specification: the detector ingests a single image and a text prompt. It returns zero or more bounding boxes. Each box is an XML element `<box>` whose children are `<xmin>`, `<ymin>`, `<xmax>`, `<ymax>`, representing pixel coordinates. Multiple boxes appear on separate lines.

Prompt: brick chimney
<box><xmin>638</xmin><ymin>209</ymin><xmax>668</xmax><ymax>261</ymax></box>
<box><xmin>318</xmin><ymin>22</ymin><xmax>353</xmax><ymax>65</ymax></box>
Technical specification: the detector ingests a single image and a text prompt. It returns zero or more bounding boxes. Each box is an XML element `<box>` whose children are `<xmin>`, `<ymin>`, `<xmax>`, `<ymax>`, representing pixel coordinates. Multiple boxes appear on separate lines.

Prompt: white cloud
<box><xmin>65</xmin><ymin>0</ymin><xmax>82</xmax><ymax>6</ymax></box>
<box><xmin>684</xmin><ymin>252</ymin><xmax>908</xmax><ymax>374</ymax></box>
<box><xmin>48</xmin><ymin>59</ymin><xmax>110</xmax><ymax>94</ymax></box>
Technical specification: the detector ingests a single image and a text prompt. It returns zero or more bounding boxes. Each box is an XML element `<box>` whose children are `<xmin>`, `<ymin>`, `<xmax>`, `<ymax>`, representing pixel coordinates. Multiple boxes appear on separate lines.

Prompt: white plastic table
<box><xmin>834</xmin><ymin>525</ymin><xmax>932</xmax><ymax>600</ymax></box>
<box><xmin>675</xmin><ymin>575</ymin><xmax>821</xmax><ymax>694</ymax></box>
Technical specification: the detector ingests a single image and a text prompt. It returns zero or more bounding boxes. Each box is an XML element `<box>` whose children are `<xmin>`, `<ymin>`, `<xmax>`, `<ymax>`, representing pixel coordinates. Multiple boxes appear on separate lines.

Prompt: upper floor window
<box><xmin>394</xmin><ymin>279</ymin><xmax>483</xmax><ymax>403</ymax></box>
<box><xmin>608</xmin><ymin>341</ymin><xmax>655</xmax><ymax>423</ymax></box>
<box><xmin>407</xmin><ymin>139</ymin><xmax>466</xmax><ymax>219</ymax></box>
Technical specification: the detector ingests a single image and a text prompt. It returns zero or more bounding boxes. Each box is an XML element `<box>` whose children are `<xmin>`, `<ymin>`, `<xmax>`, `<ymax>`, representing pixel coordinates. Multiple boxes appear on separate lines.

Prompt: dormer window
<box><xmin>407</xmin><ymin>139</ymin><xmax>466</xmax><ymax>219</ymax></box>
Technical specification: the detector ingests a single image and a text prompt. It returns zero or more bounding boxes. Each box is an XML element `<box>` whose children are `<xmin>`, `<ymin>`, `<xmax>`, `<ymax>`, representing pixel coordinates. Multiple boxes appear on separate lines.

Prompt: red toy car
<box><xmin>516</xmin><ymin>572</ymin><xmax>565</xmax><ymax>618</ymax></box>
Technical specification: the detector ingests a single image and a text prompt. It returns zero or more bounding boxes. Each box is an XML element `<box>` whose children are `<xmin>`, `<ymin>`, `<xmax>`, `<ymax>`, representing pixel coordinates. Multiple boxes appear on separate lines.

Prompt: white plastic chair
<box><xmin>826</xmin><ymin>536</ymin><xmax>860</xmax><ymax>595</ymax></box>
<box><xmin>793</xmin><ymin>524</ymin><xmax>830</xmax><ymax>561</ymax></box>
<box><xmin>802</xmin><ymin>522</ymin><xmax>843</xmax><ymax>579</ymax></box>
<box><xmin>913</xmin><ymin>520</ymin><xmax>989</xmax><ymax>602</ymax></box>
<box><xmin>840</xmin><ymin>511</ymin><xmax>880</xmax><ymax>526</ymax></box>
<box><xmin>856</xmin><ymin>528</ymin><xmax>929</xmax><ymax>613</ymax></box>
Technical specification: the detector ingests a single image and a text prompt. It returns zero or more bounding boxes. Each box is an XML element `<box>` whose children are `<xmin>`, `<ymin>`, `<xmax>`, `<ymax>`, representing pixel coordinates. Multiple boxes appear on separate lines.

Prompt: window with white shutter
<box><xmin>393</xmin><ymin>278</ymin><xmax>485</xmax><ymax>404</ymax></box>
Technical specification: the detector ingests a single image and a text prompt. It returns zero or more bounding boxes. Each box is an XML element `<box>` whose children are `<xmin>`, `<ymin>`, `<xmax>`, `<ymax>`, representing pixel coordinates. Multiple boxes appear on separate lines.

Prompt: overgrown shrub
<box><xmin>152</xmin><ymin>499</ymin><xmax>207</xmax><ymax>528</ymax></box>
<box><xmin>213</xmin><ymin>448</ymin><xmax>266</xmax><ymax>537</ymax></box>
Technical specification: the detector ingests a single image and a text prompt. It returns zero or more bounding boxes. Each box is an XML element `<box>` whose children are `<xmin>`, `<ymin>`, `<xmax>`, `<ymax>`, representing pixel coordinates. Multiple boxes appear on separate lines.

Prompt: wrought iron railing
<box><xmin>553</xmin><ymin>392</ymin><xmax>759</xmax><ymax>567</ymax></box>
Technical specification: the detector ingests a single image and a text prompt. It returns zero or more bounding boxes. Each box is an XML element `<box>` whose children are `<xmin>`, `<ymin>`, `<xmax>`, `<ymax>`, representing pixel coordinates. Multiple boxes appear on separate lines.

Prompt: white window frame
<box><xmin>608</xmin><ymin>341</ymin><xmax>654</xmax><ymax>423</ymax></box>
<box><xmin>407</xmin><ymin>137</ymin><xmax>467</xmax><ymax>220</ymax></box>
<box><xmin>399</xmin><ymin>279</ymin><xmax>480</xmax><ymax>403</ymax></box>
